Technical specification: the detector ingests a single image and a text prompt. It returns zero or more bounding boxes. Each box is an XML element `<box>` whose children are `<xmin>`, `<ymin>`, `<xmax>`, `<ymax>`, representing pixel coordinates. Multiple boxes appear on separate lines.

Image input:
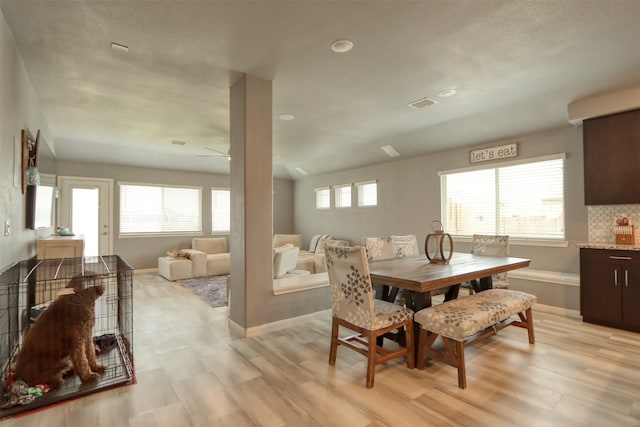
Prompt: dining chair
<box><xmin>325</xmin><ymin>245</ymin><xmax>415</xmax><ymax>388</ymax></box>
<box><xmin>462</xmin><ymin>234</ymin><xmax>510</xmax><ymax>294</ymax></box>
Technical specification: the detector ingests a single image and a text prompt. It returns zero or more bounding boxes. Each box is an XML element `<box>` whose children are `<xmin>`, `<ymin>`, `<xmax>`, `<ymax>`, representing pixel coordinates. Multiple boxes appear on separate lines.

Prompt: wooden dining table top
<box><xmin>368</xmin><ymin>252</ymin><xmax>531</xmax><ymax>293</ymax></box>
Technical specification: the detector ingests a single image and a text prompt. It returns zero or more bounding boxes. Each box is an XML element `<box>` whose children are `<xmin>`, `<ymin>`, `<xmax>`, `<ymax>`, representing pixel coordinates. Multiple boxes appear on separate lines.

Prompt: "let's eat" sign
<box><xmin>469</xmin><ymin>143</ymin><xmax>518</xmax><ymax>164</ymax></box>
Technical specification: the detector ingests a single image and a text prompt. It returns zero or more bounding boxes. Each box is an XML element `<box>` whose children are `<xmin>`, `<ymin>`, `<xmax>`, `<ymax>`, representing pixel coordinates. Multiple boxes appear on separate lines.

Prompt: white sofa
<box><xmin>158</xmin><ymin>237</ymin><xmax>230</xmax><ymax>281</ymax></box>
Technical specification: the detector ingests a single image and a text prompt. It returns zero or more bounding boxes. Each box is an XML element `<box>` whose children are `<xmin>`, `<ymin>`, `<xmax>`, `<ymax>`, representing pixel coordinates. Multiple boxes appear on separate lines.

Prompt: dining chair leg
<box><xmin>366</xmin><ymin>330</ymin><xmax>376</xmax><ymax>388</ymax></box>
<box><xmin>329</xmin><ymin>317</ymin><xmax>339</xmax><ymax>365</ymax></box>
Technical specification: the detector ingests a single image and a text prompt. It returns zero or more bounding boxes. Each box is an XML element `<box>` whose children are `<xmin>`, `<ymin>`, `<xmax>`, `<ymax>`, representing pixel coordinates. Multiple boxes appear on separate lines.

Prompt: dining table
<box><xmin>368</xmin><ymin>252</ymin><xmax>531</xmax><ymax>353</ymax></box>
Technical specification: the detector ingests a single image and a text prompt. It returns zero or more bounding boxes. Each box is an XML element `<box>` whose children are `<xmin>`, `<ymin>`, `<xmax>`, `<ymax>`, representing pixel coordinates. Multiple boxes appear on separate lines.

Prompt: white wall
<box><xmin>294</xmin><ymin>125</ymin><xmax>589</xmax><ymax>310</ymax></box>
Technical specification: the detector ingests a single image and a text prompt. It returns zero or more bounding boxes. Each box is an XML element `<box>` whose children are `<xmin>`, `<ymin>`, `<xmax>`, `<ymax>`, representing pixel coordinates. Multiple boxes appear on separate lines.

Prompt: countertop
<box><xmin>576</xmin><ymin>242</ymin><xmax>640</xmax><ymax>251</ymax></box>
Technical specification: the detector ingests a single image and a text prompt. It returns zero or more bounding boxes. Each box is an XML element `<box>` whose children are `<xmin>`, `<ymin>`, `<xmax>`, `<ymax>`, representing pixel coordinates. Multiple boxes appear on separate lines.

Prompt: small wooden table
<box><xmin>369</xmin><ymin>252</ymin><xmax>531</xmax><ymax>311</ymax></box>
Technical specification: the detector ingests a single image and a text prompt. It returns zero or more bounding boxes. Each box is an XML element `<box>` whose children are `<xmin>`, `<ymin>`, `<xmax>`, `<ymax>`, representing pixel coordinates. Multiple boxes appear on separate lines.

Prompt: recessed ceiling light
<box><xmin>278</xmin><ymin>113</ymin><xmax>295</xmax><ymax>121</ymax></box>
<box><xmin>111</xmin><ymin>42</ymin><xmax>129</xmax><ymax>53</ymax></box>
<box><xmin>438</xmin><ymin>88</ymin><xmax>456</xmax><ymax>97</ymax></box>
<box><xmin>330</xmin><ymin>39</ymin><xmax>354</xmax><ymax>53</ymax></box>
<box><xmin>381</xmin><ymin>145</ymin><xmax>400</xmax><ymax>158</ymax></box>
<box><xmin>294</xmin><ymin>166</ymin><xmax>309</xmax><ymax>175</ymax></box>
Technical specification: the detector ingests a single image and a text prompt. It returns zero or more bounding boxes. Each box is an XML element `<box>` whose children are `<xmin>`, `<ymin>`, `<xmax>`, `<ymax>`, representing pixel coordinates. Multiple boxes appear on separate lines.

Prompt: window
<box><xmin>440</xmin><ymin>155</ymin><xmax>565</xmax><ymax>240</ymax></box>
<box><xmin>315</xmin><ymin>187</ymin><xmax>330</xmax><ymax>209</ymax></box>
<box><xmin>334</xmin><ymin>184</ymin><xmax>352</xmax><ymax>208</ymax></box>
<box><xmin>211</xmin><ymin>188</ymin><xmax>230</xmax><ymax>232</ymax></box>
<box><xmin>34</xmin><ymin>173</ymin><xmax>56</xmax><ymax>229</ymax></box>
<box><xmin>357</xmin><ymin>180</ymin><xmax>377</xmax><ymax>207</ymax></box>
<box><xmin>119</xmin><ymin>183</ymin><xmax>201</xmax><ymax>235</ymax></box>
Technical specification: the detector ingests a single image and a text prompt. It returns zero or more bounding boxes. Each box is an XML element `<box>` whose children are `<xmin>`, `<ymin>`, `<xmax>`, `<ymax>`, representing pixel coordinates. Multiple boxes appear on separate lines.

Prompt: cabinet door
<box><xmin>583</xmin><ymin>109</ymin><xmax>640</xmax><ymax>205</ymax></box>
<box><xmin>581</xmin><ymin>259</ymin><xmax>622</xmax><ymax>325</ymax></box>
<box><xmin>622</xmin><ymin>265</ymin><xmax>640</xmax><ymax>331</ymax></box>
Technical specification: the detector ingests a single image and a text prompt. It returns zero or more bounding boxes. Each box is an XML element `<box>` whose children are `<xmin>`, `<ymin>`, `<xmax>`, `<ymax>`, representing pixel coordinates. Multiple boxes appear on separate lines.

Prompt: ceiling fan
<box><xmin>198</xmin><ymin>146</ymin><xmax>230</xmax><ymax>159</ymax></box>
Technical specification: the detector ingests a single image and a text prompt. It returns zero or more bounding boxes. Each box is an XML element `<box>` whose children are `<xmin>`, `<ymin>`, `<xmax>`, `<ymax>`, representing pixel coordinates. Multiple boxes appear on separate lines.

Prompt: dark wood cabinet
<box><xmin>580</xmin><ymin>248</ymin><xmax>640</xmax><ymax>332</ymax></box>
<box><xmin>583</xmin><ymin>109</ymin><xmax>640</xmax><ymax>205</ymax></box>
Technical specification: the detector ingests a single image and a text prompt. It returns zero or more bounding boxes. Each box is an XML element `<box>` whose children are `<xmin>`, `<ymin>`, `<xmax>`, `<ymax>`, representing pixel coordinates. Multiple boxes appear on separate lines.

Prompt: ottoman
<box><xmin>158</xmin><ymin>256</ymin><xmax>192</xmax><ymax>281</ymax></box>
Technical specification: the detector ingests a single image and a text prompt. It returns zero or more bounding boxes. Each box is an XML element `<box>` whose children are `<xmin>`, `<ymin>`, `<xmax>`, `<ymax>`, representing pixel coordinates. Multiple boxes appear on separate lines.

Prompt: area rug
<box><xmin>177</xmin><ymin>275</ymin><xmax>229</xmax><ymax>308</ymax></box>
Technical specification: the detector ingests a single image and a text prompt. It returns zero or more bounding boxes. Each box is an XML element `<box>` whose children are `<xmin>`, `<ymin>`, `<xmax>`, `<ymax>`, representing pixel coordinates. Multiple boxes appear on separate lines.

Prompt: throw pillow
<box><xmin>273</xmin><ymin>245</ymin><xmax>299</xmax><ymax>278</ymax></box>
<box><xmin>309</xmin><ymin>234</ymin><xmax>331</xmax><ymax>253</ymax></box>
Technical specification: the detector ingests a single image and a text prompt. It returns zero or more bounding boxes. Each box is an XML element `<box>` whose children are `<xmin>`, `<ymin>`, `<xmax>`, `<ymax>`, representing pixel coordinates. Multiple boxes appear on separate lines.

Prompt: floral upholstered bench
<box><xmin>414</xmin><ymin>289</ymin><xmax>536</xmax><ymax>389</ymax></box>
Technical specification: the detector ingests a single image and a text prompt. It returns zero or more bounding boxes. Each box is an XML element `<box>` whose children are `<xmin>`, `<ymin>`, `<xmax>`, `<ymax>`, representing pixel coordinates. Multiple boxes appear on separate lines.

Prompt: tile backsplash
<box><xmin>588</xmin><ymin>204</ymin><xmax>640</xmax><ymax>242</ymax></box>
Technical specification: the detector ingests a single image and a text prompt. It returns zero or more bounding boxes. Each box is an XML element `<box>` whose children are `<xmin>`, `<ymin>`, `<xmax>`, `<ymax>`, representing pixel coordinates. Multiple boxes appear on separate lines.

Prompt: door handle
<box><xmin>610</xmin><ymin>256</ymin><xmax>632</xmax><ymax>260</ymax></box>
<box><xmin>614</xmin><ymin>269</ymin><xmax>618</xmax><ymax>286</ymax></box>
<box><xmin>625</xmin><ymin>270</ymin><xmax>629</xmax><ymax>287</ymax></box>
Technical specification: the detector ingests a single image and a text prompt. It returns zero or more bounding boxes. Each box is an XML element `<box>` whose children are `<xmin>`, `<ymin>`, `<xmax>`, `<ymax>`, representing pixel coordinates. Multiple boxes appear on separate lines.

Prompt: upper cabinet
<box><xmin>583</xmin><ymin>109</ymin><xmax>640</xmax><ymax>205</ymax></box>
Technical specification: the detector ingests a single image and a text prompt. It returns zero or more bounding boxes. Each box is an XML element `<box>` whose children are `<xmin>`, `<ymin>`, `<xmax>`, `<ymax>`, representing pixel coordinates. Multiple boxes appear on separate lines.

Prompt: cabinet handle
<box><xmin>625</xmin><ymin>270</ymin><xmax>629</xmax><ymax>287</ymax></box>
<box><xmin>614</xmin><ymin>269</ymin><xmax>618</xmax><ymax>286</ymax></box>
<box><xmin>610</xmin><ymin>256</ymin><xmax>632</xmax><ymax>260</ymax></box>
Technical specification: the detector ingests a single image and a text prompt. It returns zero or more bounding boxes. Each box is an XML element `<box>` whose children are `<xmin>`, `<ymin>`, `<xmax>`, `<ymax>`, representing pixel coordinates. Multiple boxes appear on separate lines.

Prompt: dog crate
<box><xmin>0</xmin><ymin>255</ymin><xmax>134</xmax><ymax>418</ymax></box>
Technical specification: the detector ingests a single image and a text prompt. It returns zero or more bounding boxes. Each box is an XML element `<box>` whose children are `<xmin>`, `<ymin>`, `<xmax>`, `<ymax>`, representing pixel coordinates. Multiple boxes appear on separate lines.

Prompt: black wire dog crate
<box><xmin>0</xmin><ymin>255</ymin><xmax>134</xmax><ymax>418</ymax></box>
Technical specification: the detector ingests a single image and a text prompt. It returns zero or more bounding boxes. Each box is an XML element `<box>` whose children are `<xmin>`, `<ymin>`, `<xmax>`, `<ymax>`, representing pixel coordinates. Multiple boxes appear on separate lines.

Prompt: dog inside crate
<box><xmin>1</xmin><ymin>257</ymin><xmax>134</xmax><ymax>412</ymax></box>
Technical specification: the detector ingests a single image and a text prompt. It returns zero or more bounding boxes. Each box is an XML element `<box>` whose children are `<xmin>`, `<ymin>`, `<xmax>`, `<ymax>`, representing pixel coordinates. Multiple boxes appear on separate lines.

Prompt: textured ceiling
<box><xmin>1</xmin><ymin>0</ymin><xmax>639</xmax><ymax>179</ymax></box>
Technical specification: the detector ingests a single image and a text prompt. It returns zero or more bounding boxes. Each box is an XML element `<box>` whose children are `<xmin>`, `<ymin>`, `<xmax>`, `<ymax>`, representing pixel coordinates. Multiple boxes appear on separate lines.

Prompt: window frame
<box><xmin>357</xmin><ymin>180</ymin><xmax>378</xmax><ymax>207</ymax></box>
<box><xmin>315</xmin><ymin>186</ymin><xmax>330</xmax><ymax>210</ymax></box>
<box><xmin>439</xmin><ymin>154</ymin><xmax>567</xmax><ymax>247</ymax></box>
<box><xmin>334</xmin><ymin>183</ymin><xmax>352</xmax><ymax>209</ymax></box>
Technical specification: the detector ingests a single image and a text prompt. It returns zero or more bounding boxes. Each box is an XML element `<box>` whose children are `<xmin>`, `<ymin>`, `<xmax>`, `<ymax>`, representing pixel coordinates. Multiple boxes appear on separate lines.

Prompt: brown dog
<box><xmin>15</xmin><ymin>275</ymin><xmax>106</xmax><ymax>388</ymax></box>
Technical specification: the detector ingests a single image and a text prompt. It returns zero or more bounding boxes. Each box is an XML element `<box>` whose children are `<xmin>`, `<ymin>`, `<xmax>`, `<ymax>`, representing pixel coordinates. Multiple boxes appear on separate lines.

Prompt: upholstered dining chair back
<box><xmin>470</xmin><ymin>234</ymin><xmax>510</xmax><ymax>290</ymax></box>
<box><xmin>326</xmin><ymin>245</ymin><xmax>377</xmax><ymax>329</ymax></box>
<box><xmin>325</xmin><ymin>245</ymin><xmax>415</xmax><ymax>388</ymax></box>
<box><xmin>363</xmin><ymin>235</ymin><xmax>419</xmax><ymax>262</ymax></box>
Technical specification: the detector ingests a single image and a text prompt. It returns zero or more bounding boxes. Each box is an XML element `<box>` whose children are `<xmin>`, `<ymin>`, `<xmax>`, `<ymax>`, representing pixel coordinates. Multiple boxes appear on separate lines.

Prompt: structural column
<box><xmin>228</xmin><ymin>74</ymin><xmax>273</xmax><ymax>331</ymax></box>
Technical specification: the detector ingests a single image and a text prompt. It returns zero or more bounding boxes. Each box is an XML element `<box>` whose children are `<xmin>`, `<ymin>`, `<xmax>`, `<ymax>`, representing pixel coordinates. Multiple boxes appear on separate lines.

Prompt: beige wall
<box><xmin>0</xmin><ymin>10</ymin><xmax>55</xmax><ymax>272</ymax></box>
<box><xmin>293</xmin><ymin>125</ymin><xmax>589</xmax><ymax>310</ymax></box>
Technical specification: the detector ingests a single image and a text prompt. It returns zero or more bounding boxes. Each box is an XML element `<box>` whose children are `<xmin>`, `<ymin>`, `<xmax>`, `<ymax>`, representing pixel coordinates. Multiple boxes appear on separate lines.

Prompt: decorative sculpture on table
<box><xmin>425</xmin><ymin>220</ymin><xmax>453</xmax><ymax>264</ymax></box>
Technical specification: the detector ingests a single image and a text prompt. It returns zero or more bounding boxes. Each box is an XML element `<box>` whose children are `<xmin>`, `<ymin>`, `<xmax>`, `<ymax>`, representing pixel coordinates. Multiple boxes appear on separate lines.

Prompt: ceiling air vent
<box><xmin>171</xmin><ymin>140</ymin><xmax>187</xmax><ymax>146</ymax></box>
<box><xmin>408</xmin><ymin>97</ymin><xmax>437</xmax><ymax>110</ymax></box>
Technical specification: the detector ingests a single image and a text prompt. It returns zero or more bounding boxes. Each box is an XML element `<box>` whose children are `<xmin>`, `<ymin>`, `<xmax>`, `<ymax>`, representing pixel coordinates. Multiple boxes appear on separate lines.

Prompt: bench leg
<box><xmin>455</xmin><ymin>340</ymin><xmax>466</xmax><ymax>389</ymax></box>
<box><xmin>522</xmin><ymin>307</ymin><xmax>535</xmax><ymax>344</ymax></box>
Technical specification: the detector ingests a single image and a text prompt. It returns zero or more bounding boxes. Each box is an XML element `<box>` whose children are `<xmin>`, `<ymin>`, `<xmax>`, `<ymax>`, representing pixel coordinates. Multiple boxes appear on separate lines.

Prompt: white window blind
<box><xmin>315</xmin><ymin>187</ymin><xmax>330</xmax><ymax>209</ymax></box>
<box><xmin>441</xmin><ymin>156</ymin><xmax>565</xmax><ymax>239</ymax></box>
<box><xmin>120</xmin><ymin>183</ymin><xmax>202</xmax><ymax>235</ymax></box>
<box><xmin>357</xmin><ymin>181</ymin><xmax>377</xmax><ymax>207</ymax></box>
<box><xmin>211</xmin><ymin>188</ymin><xmax>230</xmax><ymax>232</ymax></box>
<box><xmin>334</xmin><ymin>184</ymin><xmax>352</xmax><ymax>208</ymax></box>
<box><xmin>34</xmin><ymin>173</ymin><xmax>56</xmax><ymax>229</ymax></box>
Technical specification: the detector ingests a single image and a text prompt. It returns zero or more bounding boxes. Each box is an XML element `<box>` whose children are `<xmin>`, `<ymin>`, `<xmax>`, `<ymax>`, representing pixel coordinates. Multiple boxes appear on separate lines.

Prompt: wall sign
<box><xmin>469</xmin><ymin>142</ymin><xmax>518</xmax><ymax>164</ymax></box>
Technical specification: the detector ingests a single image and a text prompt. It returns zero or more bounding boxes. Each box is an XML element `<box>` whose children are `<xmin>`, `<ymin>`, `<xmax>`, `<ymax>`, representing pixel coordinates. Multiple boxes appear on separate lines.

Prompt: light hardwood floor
<box><xmin>2</xmin><ymin>273</ymin><xmax>639</xmax><ymax>426</ymax></box>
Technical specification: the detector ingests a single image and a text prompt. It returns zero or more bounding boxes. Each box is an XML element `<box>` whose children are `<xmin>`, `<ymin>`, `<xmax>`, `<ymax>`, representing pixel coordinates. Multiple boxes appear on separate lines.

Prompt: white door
<box><xmin>57</xmin><ymin>176</ymin><xmax>113</xmax><ymax>256</ymax></box>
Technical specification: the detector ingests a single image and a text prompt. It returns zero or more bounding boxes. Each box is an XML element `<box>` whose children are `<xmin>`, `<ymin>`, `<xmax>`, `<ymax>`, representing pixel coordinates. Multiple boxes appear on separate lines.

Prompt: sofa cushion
<box><xmin>192</xmin><ymin>237</ymin><xmax>227</xmax><ymax>254</ymax></box>
<box><xmin>274</xmin><ymin>245</ymin><xmax>300</xmax><ymax>278</ymax></box>
<box><xmin>205</xmin><ymin>253</ymin><xmax>231</xmax><ymax>276</ymax></box>
<box><xmin>273</xmin><ymin>234</ymin><xmax>302</xmax><ymax>248</ymax></box>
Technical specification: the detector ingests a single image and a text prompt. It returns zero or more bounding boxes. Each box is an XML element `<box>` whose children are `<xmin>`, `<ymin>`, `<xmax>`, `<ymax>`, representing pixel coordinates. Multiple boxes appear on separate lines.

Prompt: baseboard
<box><xmin>229</xmin><ymin>309</ymin><xmax>332</xmax><ymax>338</ymax></box>
<box><xmin>534</xmin><ymin>303</ymin><xmax>581</xmax><ymax>319</ymax></box>
<box><xmin>134</xmin><ymin>268</ymin><xmax>157</xmax><ymax>275</ymax></box>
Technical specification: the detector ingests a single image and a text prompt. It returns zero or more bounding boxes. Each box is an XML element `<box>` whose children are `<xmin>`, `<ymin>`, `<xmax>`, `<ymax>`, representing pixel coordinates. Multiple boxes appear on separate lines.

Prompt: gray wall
<box><xmin>0</xmin><ymin>11</ymin><xmax>55</xmax><ymax>272</ymax></box>
<box><xmin>293</xmin><ymin>125</ymin><xmax>588</xmax><ymax>310</ymax></box>
<box><xmin>54</xmin><ymin>160</ymin><xmax>295</xmax><ymax>270</ymax></box>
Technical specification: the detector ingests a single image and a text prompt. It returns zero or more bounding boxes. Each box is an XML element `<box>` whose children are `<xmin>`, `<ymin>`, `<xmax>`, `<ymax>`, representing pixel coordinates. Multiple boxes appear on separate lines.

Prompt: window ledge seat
<box><xmin>273</xmin><ymin>272</ymin><xmax>329</xmax><ymax>295</ymax></box>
